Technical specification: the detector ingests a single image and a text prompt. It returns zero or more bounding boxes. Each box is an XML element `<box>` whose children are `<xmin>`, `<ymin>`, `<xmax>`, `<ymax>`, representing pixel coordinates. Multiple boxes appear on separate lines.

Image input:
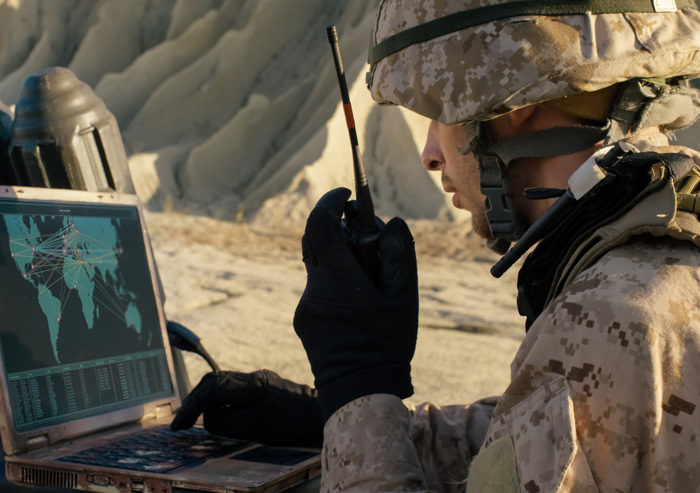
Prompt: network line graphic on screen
<box><xmin>4</xmin><ymin>214</ymin><xmax>143</xmax><ymax>364</ymax></box>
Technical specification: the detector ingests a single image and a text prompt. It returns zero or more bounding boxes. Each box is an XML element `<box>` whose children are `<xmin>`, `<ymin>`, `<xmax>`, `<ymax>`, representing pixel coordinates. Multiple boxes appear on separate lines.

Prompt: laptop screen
<box><xmin>0</xmin><ymin>198</ymin><xmax>173</xmax><ymax>432</ymax></box>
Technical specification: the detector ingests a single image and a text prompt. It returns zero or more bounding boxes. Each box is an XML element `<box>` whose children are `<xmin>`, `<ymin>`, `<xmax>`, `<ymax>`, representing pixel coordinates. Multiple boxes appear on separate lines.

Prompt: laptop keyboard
<box><xmin>58</xmin><ymin>426</ymin><xmax>249</xmax><ymax>473</ymax></box>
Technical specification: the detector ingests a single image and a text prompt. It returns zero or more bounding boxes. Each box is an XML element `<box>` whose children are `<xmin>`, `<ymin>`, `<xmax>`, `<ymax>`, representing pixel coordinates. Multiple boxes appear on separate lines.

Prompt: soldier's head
<box><xmin>367</xmin><ymin>0</ymin><xmax>700</xmax><ymax>246</ymax></box>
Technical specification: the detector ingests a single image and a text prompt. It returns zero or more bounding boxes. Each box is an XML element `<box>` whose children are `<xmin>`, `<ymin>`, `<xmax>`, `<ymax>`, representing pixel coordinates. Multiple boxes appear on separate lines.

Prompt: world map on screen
<box><xmin>4</xmin><ymin>214</ymin><xmax>142</xmax><ymax>364</ymax></box>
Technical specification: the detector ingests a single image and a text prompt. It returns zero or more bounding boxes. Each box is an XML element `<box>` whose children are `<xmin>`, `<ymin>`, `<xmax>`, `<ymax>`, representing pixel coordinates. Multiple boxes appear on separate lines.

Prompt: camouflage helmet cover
<box><xmin>367</xmin><ymin>0</ymin><xmax>700</xmax><ymax>125</ymax></box>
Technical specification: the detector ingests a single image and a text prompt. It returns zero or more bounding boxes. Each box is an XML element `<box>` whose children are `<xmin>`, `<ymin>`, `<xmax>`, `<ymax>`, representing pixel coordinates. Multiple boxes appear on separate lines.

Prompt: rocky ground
<box><xmin>147</xmin><ymin>212</ymin><xmax>524</xmax><ymax>406</ymax></box>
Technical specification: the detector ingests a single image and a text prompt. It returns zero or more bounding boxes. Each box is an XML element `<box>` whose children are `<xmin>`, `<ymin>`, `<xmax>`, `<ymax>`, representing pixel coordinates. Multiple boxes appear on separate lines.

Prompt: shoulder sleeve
<box><xmin>473</xmin><ymin>238</ymin><xmax>700</xmax><ymax>492</ymax></box>
<box><xmin>321</xmin><ymin>394</ymin><xmax>497</xmax><ymax>493</ymax></box>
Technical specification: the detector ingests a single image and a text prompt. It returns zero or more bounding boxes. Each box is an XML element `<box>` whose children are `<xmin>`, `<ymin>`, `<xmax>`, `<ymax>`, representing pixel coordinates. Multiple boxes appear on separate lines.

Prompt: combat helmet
<box><xmin>367</xmin><ymin>0</ymin><xmax>700</xmax><ymax>250</ymax></box>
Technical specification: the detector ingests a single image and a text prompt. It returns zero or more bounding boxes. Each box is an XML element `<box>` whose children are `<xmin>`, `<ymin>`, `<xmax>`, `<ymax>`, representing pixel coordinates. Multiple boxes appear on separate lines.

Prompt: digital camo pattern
<box><xmin>550</xmin><ymin>137</ymin><xmax>700</xmax><ymax>303</ymax></box>
<box><xmin>322</xmin><ymin>395</ymin><xmax>427</xmax><ymax>492</ymax></box>
<box><xmin>322</xmin><ymin>394</ymin><xmax>496</xmax><ymax>492</ymax></box>
<box><xmin>367</xmin><ymin>0</ymin><xmax>700</xmax><ymax>124</ymax></box>
<box><xmin>473</xmin><ymin>136</ymin><xmax>700</xmax><ymax>491</ymax></box>
<box><xmin>320</xmin><ymin>136</ymin><xmax>700</xmax><ymax>492</ymax></box>
<box><xmin>483</xmin><ymin>234</ymin><xmax>700</xmax><ymax>492</ymax></box>
<box><xmin>409</xmin><ymin>397</ymin><xmax>497</xmax><ymax>491</ymax></box>
<box><xmin>322</xmin><ymin>235</ymin><xmax>700</xmax><ymax>492</ymax></box>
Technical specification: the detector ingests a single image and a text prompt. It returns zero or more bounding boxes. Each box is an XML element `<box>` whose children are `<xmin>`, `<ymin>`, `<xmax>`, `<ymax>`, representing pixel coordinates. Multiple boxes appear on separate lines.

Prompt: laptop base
<box><xmin>5</xmin><ymin>415</ymin><xmax>320</xmax><ymax>492</ymax></box>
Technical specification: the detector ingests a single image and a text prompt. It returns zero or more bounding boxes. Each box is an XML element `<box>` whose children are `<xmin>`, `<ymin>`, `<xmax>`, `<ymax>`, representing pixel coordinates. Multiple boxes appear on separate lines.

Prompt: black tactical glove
<box><xmin>294</xmin><ymin>188</ymin><xmax>418</xmax><ymax>422</ymax></box>
<box><xmin>170</xmin><ymin>370</ymin><xmax>322</xmax><ymax>447</ymax></box>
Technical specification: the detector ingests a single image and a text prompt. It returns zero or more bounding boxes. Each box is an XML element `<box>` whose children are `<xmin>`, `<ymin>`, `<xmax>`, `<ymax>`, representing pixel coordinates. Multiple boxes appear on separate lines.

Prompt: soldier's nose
<box><xmin>421</xmin><ymin>120</ymin><xmax>444</xmax><ymax>172</ymax></box>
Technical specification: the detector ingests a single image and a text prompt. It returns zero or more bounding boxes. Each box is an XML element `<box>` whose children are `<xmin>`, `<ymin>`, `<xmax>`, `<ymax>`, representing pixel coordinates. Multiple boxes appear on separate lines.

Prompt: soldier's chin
<box><xmin>470</xmin><ymin>213</ymin><xmax>492</xmax><ymax>240</ymax></box>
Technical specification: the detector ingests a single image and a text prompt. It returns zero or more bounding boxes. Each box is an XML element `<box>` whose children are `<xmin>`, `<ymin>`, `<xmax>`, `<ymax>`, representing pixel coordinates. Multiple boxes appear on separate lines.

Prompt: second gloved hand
<box><xmin>170</xmin><ymin>370</ymin><xmax>322</xmax><ymax>447</ymax></box>
<box><xmin>294</xmin><ymin>188</ymin><xmax>418</xmax><ymax>422</ymax></box>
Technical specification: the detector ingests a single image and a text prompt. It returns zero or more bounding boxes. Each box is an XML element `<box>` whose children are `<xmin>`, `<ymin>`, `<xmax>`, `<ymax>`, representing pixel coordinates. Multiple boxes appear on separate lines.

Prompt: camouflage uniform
<box><xmin>321</xmin><ymin>136</ymin><xmax>700</xmax><ymax>492</ymax></box>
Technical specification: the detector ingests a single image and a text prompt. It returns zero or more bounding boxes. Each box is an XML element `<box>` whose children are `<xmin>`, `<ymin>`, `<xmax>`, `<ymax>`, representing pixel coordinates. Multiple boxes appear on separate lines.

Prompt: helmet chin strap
<box><xmin>459</xmin><ymin>121</ymin><xmax>608</xmax><ymax>253</ymax></box>
<box><xmin>459</xmin><ymin>77</ymin><xmax>700</xmax><ymax>262</ymax></box>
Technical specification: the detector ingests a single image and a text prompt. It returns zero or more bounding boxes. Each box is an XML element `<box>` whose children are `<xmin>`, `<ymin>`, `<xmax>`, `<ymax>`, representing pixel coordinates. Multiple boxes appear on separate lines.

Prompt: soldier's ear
<box><xmin>486</xmin><ymin>105</ymin><xmax>537</xmax><ymax>141</ymax></box>
<box><xmin>506</xmin><ymin>105</ymin><xmax>537</xmax><ymax>129</ymax></box>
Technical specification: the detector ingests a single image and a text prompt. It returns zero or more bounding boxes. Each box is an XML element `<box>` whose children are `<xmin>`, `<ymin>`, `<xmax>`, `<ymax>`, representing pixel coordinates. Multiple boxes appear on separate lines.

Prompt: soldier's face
<box><xmin>421</xmin><ymin>120</ymin><xmax>491</xmax><ymax>238</ymax></box>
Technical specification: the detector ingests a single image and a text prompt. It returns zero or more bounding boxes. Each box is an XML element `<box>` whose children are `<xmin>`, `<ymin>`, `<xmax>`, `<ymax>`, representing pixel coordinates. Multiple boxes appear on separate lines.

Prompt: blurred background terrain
<box><xmin>0</xmin><ymin>0</ymin><xmax>698</xmax><ymax>404</ymax></box>
<box><xmin>0</xmin><ymin>0</ymin><xmax>461</xmax><ymax>227</ymax></box>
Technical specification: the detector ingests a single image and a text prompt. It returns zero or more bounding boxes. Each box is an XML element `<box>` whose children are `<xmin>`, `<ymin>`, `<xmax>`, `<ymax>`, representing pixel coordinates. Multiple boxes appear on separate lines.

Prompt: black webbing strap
<box><xmin>467</xmin><ymin>123</ymin><xmax>609</xmax><ymax>243</ymax></box>
<box><xmin>485</xmin><ymin>124</ymin><xmax>609</xmax><ymax>164</ymax></box>
<box><xmin>369</xmin><ymin>0</ymin><xmax>698</xmax><ymax>65</ymax></box>
<box><xmin>478</xmin><ymin>153</ymin><xmax>516</xmax><ymax>238</ymax></box>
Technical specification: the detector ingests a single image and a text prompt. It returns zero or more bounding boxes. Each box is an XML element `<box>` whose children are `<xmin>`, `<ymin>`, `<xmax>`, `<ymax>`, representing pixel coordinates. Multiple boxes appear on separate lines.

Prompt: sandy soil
<box><xmin>147</xmin><ymin>212</ymin><xmax>524</xmax><ymax>406</ymax></box>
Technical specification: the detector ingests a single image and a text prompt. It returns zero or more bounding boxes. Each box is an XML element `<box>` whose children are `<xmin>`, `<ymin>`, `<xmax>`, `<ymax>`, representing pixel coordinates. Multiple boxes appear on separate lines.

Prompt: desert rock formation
<box><xmin>0</xmin><ymin>0</ymin><xmax>460</xmax><ymax>228</ymax></box>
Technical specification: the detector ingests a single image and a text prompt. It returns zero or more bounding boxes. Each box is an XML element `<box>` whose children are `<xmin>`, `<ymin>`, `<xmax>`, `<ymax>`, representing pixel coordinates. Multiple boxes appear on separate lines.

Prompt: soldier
<box><xmin>175</xmin><ymin>1</ymin><xmax>700</xmax><ymax>491</ymax></box>
<box><xmin>292</xmin><ymin>1</ymin><xmax>700</xmax><ymax>492</ymax></box>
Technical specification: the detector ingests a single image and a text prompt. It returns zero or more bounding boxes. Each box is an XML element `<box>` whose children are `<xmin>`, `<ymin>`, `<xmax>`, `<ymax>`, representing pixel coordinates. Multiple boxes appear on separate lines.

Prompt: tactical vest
<box><xmin>517</xmin><ymin>145</ymin><xmax>700</xmax><ymax>329</ymax></box>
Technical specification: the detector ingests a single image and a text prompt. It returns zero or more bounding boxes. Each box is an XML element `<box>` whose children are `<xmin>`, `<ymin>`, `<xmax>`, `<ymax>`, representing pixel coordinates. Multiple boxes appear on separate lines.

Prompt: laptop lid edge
<box><xmin>0</xmin><ymin>186</ymin><xmax>181</xmax><ymax>456</ymax></box>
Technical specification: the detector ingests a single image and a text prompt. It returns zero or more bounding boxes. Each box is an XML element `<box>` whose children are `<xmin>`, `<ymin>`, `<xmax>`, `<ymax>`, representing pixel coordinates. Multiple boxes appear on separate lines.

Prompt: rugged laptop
<box><xmin>0</xmin><ymin>186</ymin><xmax>320</xmax><ymax>492</ymax></box>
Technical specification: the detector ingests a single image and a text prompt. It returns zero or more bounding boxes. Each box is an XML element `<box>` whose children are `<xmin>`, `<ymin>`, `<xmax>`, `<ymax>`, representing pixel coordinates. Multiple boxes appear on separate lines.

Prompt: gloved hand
<box><xmin>294</xmin><ymin>187</ymin><xmax>418</xmax><ymax>422</ymax></box>
<box><xmin>170</xmin><ymin>370</ymin><xmax>322</xmax><ymax>447</ymax></box>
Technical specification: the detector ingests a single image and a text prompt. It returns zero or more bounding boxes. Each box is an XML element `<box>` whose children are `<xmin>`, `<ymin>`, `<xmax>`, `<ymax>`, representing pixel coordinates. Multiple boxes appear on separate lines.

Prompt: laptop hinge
<box><xmin>140</xmin><ymin>403</ymin><xmax>173</xmax><ymax>423</ymax></box>
<box><xmin>26</xmin><ymin>434</ymin><xmax>49</xmax><ymax>451</ymax></box>
<box><xmin>156</xmin><ymin>403</ymin><xmax>173</xmax><ymax>418</ymax></box>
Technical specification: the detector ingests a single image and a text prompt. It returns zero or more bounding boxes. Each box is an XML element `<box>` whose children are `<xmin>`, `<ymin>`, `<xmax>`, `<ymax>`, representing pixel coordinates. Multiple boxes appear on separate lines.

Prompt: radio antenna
<box><xmin>326</xmin><ymin>25</ymin><xmax>378</xmax><ymax>236</ymax></box>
